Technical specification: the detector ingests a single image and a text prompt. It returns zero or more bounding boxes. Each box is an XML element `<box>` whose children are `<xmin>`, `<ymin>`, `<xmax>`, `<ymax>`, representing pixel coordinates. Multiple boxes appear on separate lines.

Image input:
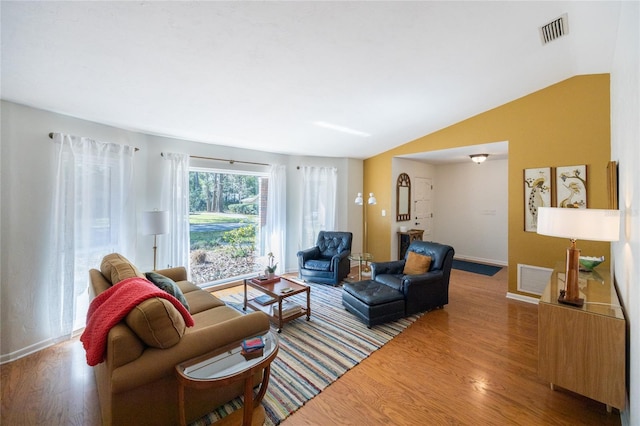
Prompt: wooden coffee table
<box><xmin>243</xmin><ymin>276</ymin><xmax>310</xmax><ymax>332</ymax></box>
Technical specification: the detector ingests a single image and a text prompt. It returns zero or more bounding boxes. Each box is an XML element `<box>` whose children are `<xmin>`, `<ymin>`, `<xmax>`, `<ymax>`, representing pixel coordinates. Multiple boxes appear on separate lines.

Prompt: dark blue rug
<box><xmin>452</xmin><ymin>259</ymin><xmax>502</xmax><ymax>276</ymax></box>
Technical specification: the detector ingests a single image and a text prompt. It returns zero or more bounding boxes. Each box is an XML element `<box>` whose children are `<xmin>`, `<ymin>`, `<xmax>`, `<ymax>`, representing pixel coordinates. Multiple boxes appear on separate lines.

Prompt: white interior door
<box><xmin>414</xmin><ymin>177</ymin><xmax>432</xmax><ymax>237</ymax></box>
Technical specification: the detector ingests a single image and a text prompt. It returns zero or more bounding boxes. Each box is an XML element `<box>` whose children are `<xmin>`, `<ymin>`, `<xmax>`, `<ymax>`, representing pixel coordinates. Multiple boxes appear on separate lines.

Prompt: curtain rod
<box><xmin>49</xmin><ymin>132</ymin><xmax>139</xmax><ymax>151</ymax></box>
<box><xmin>186</xmin><ymin>154</ymin><xmax>269</xmax><ymax>167</ymax></box>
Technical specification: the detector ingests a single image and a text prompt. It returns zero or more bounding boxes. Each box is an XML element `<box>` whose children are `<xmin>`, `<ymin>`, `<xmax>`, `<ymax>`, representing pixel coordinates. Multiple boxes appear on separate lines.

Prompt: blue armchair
<box><xmin>371</xmin><ymin>240</ymin><xmax>454</xmax><ymax>315</ymax></box>
<box><xmin>297</xmin><ymin>231</ymin><xmax>353</xmax><ymax>285</ymax></box>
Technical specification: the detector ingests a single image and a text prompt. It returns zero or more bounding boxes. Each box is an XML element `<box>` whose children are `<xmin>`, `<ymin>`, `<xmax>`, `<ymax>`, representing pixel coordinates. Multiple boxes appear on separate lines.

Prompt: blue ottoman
<box><xmin>342</xmin><ymin>280</ymin><xmax>405</xmax><ymax>327</ymax></box>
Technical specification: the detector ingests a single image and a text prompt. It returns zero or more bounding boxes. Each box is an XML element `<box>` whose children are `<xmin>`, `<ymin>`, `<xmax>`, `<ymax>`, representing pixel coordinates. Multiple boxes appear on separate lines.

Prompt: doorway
<box><xmin>413</xmin><ymin>177</ymin><xmax>432</xmax><ymax>238</ymax></box>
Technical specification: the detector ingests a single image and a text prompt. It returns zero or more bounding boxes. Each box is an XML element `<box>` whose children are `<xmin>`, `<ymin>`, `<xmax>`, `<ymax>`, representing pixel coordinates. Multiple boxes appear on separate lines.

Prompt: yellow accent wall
<box><xmin>364</xmin><ymin>74</ymin><xmax>611</xmax><ymax>296</ymax></box>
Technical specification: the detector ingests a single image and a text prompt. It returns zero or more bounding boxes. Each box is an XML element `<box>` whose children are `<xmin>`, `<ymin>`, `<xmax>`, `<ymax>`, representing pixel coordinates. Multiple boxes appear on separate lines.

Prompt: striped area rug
<box><xmin>191</xmin><ymin>280</ymin><xmax>421</xmax><ymax>425</ymax></box>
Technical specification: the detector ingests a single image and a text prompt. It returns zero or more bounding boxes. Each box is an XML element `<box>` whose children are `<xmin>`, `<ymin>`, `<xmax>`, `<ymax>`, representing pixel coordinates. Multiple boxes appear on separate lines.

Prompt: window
<box><xmin>188</xmin><ymin>168</ymin><xmax>269</xmax><ymax>285</ymax></box>
<box><xmin>300</xmin><ymin>166</ymin><xmax>337</xmax><ymax>248</ymax></box>
<box><xmin>72</xmin><ymin>160</ymin><xmax>122</xmax><ymax>331</ymax></box>
<box><xmin>50</xmin><ymin>134</ymin><xmax>135</xmax><ymax>338</ymax></box>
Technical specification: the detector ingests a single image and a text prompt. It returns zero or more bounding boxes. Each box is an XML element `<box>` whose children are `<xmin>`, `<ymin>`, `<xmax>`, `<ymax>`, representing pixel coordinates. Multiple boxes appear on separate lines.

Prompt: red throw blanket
<box><xmin>80</xmin><ymin>277</ymin><xmax>194</xmax><ymax>366</ymax></box>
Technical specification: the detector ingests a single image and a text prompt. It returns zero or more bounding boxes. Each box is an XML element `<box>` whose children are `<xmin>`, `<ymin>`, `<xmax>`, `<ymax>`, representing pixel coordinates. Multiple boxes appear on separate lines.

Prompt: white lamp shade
<box><xmin>355</xmin><ymin>192</ymin><xmax>364</xmax><ymax>205</ymax></box>
<box><xmin>368</xmin><ymin>193</ymin><xmax>377</xmax><ymax>205</ymax></box>
<box><xmin>141</xmin><ymin>211</ymin><xmax>170</xmax><ymax>236</ymax></box>
<box><xmin>536</xmin><ymin>207</ymin><xmax>620</xmax><ymax>242</ymax></box>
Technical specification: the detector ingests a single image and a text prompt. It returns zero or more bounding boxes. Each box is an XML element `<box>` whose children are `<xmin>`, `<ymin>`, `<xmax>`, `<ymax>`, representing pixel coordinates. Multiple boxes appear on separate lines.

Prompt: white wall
<box><xmin>610</xmin><ymin>2</ymin><xmax>639</xmax><ymax>424</ymax></box>
<box><xmin>1</xmin><ymin>102</ymin><xmax>147</xmax><ymax>361</ymax></box>
<box><xmin>345</xmin><ymin>158</ymin><xmax>364</xmax><ymax>257</ymax></box>
<box><xmin>433</xmin><ymin>158</ymin><xmax>508</xmax><ymax>265</ymax></box>
<box><xmin>389</xmin><ymin>156</ymin><xmax>508</xmax><ymax>265</ymax></box>
<box><xmin>0</xmin><ymin>101</ymin><xmax>363</xmax><ymax>361</ymax></box>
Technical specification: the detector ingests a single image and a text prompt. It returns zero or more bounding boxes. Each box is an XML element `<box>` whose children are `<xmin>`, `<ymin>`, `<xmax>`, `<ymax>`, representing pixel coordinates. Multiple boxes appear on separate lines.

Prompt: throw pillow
<box><xmin>100</xmin><ymin>253</ymin><xmax>145</xmax><ymax>284</ymax></box>
<box><xmin>145</xmin><ymin>271</ymin><xmax>190</xmax><ymax>312</ymax></box>
<box><xmin>403</xmin><ymin>251</ymin><xmax>432</xmax><ymax>275</ymax></box>
<box><xmin>125</xmin><ymin>297</ymin><xmax>186</xmax><ymax>348</ymax></box>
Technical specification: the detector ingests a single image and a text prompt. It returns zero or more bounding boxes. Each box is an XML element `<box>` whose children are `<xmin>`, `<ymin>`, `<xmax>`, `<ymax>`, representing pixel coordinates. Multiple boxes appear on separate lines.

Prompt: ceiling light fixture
<box><xmin>470</xmin><ymin>154</ymin><xmax>489</xmax><ymax>164</ymax></box>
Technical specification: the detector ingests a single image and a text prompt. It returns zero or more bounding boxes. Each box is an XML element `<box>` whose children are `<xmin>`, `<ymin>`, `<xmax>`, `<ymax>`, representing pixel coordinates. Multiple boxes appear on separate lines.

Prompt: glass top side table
<box><xmin>175</xmin><ymin>331</ymin><xmax>279</xmax><ymax>426</ymax></box>
<box><xmin>349</xmin><ymin>252</ymin><xmax>374</xmax><ymax>281</ymax></box>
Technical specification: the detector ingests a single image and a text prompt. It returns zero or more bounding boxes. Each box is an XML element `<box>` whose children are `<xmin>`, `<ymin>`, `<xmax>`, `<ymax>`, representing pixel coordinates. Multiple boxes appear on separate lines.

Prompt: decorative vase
<box><xmin>267</xmin><ymin>271</ymin><xmax>275</xmax><ymax>279</ymax></box>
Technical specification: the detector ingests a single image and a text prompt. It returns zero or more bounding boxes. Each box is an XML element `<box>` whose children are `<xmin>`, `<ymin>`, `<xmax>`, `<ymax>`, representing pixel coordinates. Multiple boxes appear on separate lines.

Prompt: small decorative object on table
<box><xmin>272</xmin><ymin>301</ymin><xmax>302</xmax><ymax>319</ymax></box>
<box><xmin>251</xmin><ymin>275</ymin><xmax>279</xmax><ymax>286</ymax></box>
<box><xmin>254</xmin><ymin>294</ymin><xmax>276</xmax><ymax>305</ymax></box>
<box><xmin>265</xmin><ymin>252</ymin><xmax>278</xmax><ymax>279</ymax></box>
<box><xmin>241</xmin><ymin>336</ymin><xmax>265</xmax><ymax>360</ymax></box>
<box><xmin>579</xmin><ymin>255</ymin><xmax>605</xmax><ymax>271</ymax></box>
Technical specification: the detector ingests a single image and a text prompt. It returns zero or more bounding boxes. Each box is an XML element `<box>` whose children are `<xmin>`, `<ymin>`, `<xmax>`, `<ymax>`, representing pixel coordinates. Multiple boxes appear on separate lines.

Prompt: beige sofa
<box><xmin>88</xmin><ymin>254</ymin><xmax>270</xmax><ymax>425</ymax></box>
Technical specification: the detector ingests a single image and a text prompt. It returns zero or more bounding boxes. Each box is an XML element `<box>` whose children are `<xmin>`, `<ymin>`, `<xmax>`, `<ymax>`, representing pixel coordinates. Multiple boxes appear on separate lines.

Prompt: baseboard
<box><xmin>1</xmin><ymin>337</ymin><xmax>59</xmax><ymax>365</ymax></box>
<box><xmin>454</xmin><ymin>255</ymin><xmax>507</xmax><ymax>267</ymax></box>
<box><xmin>506</xmin><ymin>292</ymin><xmax>539</xmax><ymax>305</ymax></box>
<box><xmin>0</xmin><ymin>329</ymin><xmax>83</xmax><ymax>365</ymax></box>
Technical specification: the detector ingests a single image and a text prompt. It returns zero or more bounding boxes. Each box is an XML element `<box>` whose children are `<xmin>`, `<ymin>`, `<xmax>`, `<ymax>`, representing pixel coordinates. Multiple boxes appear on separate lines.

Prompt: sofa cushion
<box><xmin>145</xmin><ymin>272</ymin><xmax>190</xmax><ymax>312</ymax></box>
<box><xmin>184</xmin><ymin>290</ymin><xmax>226</xmax><ymax>315</ymax></box>
<box><xmin>101</xmin><ymin>253</ymin><xmax>145</xmax><ymax>284</ymax></box>
<box><xmin>176</xmin><ymin>280</ymin><xmax>202</xmax><ymax>294</ymax></box>
<box><xmin>125</xmin><ymin>297</ymin><xmax>186</xmax><ymax>348</ymax></box>
<box><xmin>374</xmin><ymin>274</ymin><xmax>404</xmax><ymax>291</ymax></box>
<box><xmin>403</xmin><ymin>252</ymin><xmax>432</xmax><ymax>275</ymax></box>
<box><xmin>304</xmin><ymin>259</ymin><xmax>331</xmax><ymax>271</ymax></box>
<box><xmin>190</xmin><ymin>305</ymin><xmax>248</xmax><ymax>329</ymax></box>
<box><xmin>343</xmin><ymin>280</ymin><xmax>404</xmax><ymax>305</ymax></box>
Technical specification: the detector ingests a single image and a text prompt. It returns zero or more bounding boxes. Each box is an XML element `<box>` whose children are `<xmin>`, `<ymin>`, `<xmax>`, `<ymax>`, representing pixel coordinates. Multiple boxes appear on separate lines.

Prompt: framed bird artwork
<box><xmin>524</xmin><ymin>167</ymin><xmax>551</xmax><ymax>232</ymax></box>
<box><xmin>555</xmin><ymin>165</ymin><xmax>587</xmax><ymax>209</ymax></box>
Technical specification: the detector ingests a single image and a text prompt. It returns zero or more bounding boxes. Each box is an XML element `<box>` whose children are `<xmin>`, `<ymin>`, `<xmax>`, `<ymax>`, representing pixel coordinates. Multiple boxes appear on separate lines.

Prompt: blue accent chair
<box><xmin>297</xmin><ymin>231</ymin><xmax>353</xmax><ymax>286</ymax></box>
<box><xmin>370</xmin><ymin>240</ymin><xmax>455</xmax><ymax>315</ymax></box>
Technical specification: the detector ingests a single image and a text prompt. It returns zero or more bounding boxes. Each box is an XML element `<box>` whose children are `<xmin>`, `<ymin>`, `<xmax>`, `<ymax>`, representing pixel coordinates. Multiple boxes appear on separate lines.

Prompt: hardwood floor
<box><xmin>1</xmin><ymin>333</ymin><xmax>101</xmax><ymax>425</ymax></box>
<box><xmin>1</xmin><ymin>267</ymin><xmax>621</xmax><ymax>425</ymax></box>
<box><xmin>283</xmin><ymin>268</ymin><xmax>621</xmax><ymax>426</ymax></box>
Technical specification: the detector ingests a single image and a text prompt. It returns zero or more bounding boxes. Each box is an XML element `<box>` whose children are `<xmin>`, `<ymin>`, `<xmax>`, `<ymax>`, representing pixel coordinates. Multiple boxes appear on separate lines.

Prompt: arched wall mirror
<box><xmin>396</xmin><ymin>173</ymin><xmax>411</xmax><ymax>222</ymax></box>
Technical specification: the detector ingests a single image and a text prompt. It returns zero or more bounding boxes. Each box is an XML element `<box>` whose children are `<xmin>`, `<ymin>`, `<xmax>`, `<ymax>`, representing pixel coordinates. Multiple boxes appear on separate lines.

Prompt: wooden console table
<box><xmin>397</xmin><ymin>229</ymin><xmax>423</xmax><ymax>259</ymax></box>
<box><xmin>538</xmin><ymin>265</ymin><xmax>626</xmax><ymax>412</ymax></box>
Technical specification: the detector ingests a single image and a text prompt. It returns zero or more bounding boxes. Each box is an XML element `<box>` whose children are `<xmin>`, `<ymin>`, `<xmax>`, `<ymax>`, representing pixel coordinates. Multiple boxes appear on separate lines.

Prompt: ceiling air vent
<box><xmin>539</xmin><ymin>13</ymin><xmax>569</xmax><ymax>45</ymax></box>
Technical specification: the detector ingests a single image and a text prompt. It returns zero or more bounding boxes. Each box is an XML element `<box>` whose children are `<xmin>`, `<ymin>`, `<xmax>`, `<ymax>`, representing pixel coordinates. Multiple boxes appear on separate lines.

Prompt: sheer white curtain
<box><xmin>264</xmin><ymin>165</ymin><xmax>287</xmax><ymax>273</ymax></box>
<box><xmin>300</xmin><ymin>166</ymin><xmax>338</xmax><ymax>249</ymax></box>
<box><xmin>50</xmin><ymin>133</ymin><xmax>136</xmax><ymax>340</ymax></box>
<box><xmin>160</xmin><ymin>152</ymin><xmax>190</xmax><ymax>272</ymax></box>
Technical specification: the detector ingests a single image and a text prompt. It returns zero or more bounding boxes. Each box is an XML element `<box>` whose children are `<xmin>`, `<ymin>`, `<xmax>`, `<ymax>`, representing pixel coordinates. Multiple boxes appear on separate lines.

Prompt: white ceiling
<box><xmin>399</xmin><ymin>141</ymin><xmax>509</xmax><ymax>165</ymax></box>
<box><xmin>1</xmin><ymin>1</ymin><xmax>622</xmax><ymax>160</ymax></box>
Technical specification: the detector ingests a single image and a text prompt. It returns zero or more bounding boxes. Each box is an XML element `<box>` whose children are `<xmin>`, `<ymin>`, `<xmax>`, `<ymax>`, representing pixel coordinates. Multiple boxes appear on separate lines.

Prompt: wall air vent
<box><xmin>539</xmin><ymin>13</ymin><xmax>569</xmax><ymax>45</ymax></box>
<box><xmin>517</xmin><ymin>264</ymin><xmax>553</xmax><ymax>296</ymax></box>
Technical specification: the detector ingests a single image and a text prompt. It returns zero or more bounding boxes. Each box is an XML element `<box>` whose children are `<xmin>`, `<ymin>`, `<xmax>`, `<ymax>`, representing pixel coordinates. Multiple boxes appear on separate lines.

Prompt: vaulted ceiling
<box><xmin>1</xmin><ymin>1</ymin><xmax>622</xmax><ymax>159</ymax></box>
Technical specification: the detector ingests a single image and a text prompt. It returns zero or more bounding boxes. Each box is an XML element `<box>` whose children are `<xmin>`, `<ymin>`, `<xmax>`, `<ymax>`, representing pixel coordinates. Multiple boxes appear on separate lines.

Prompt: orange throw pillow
<box><xmin>403</xmin><ymin>252</ymin><xmax>432</xmax><ymax>275</ymax></box>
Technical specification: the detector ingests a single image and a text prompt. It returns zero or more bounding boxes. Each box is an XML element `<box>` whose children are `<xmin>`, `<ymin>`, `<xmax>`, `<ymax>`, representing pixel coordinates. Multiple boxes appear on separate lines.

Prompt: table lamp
<box><xmin>141</xmin><ymin>210</ymin><xmax>170</xmax><ymax>270</ymax></box>
<box><xmin>537</xmin><ymin>207</ymin><xmax>620</xmax><ymax>307</ymax></box>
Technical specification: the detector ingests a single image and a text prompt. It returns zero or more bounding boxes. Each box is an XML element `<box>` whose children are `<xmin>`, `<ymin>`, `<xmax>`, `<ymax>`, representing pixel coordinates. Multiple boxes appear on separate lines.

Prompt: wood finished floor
<box><xmin>1</xmin><ymin>267</ymin><xmax>621</xmax><ymax>425</ymax></box>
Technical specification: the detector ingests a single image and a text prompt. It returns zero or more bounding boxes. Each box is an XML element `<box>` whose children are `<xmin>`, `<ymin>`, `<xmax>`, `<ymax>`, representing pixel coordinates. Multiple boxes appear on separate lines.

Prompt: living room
<box><xmin>1</xmin><ymin>1</ymin><xmax>638</xmax><ymax>425</ymax></box>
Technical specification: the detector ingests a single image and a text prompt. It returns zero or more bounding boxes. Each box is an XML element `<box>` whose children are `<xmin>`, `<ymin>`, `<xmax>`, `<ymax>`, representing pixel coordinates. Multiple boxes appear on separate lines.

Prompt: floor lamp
<box><xmin>536</xmin><ymin>207</ymin><xmax>620</xmax><ymax>307</ymax></box>
<box><xmin>355</xmin><ymin>192</ymin><xmax>377</xmax><ymax>253</ymax></box>
<box><xmin>142</xmin><ymin>210</ymin><xmax>170</xmax><ymax>270</ymax></box>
